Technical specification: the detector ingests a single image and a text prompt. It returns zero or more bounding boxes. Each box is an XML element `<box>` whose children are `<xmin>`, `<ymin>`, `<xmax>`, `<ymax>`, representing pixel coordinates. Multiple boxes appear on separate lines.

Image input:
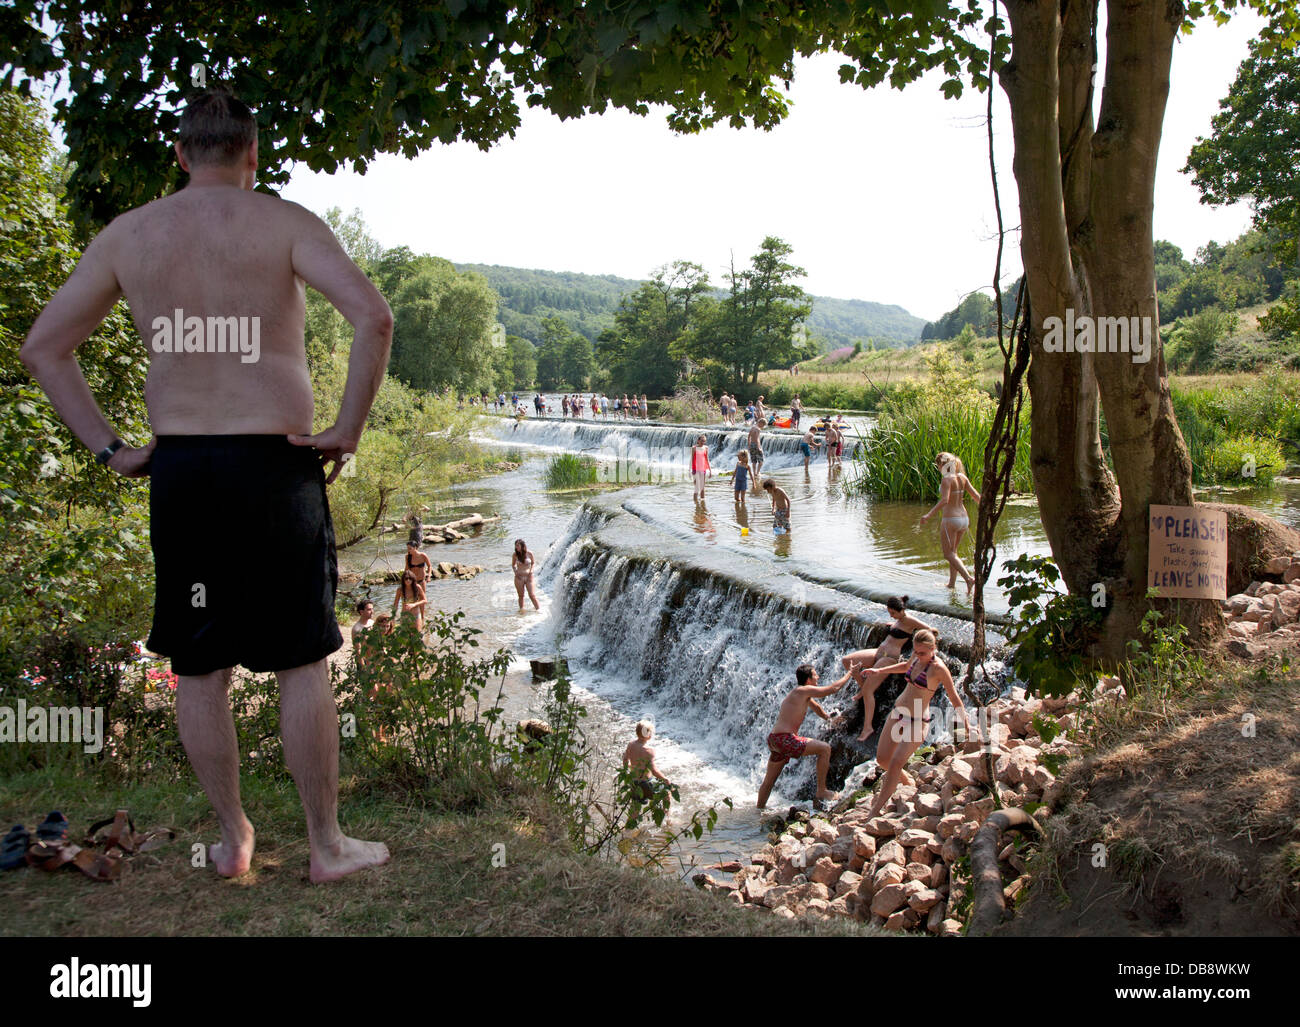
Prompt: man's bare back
<box><xmin>21</xmin><ymin>92</ymin><xmax>394</xmax><ymax>884</ymax></box>
<box><xmin>66</xmin><ymin>185</ymin><xmax>380</xmax><ymax>436</ymax></box>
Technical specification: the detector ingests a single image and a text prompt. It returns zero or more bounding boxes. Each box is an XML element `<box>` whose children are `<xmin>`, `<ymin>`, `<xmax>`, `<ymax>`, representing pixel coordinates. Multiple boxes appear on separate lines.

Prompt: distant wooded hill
<box><xmin>455</xmin><ymin>263</ymin><xmax>926</xmax><ymax>349</ymax></box>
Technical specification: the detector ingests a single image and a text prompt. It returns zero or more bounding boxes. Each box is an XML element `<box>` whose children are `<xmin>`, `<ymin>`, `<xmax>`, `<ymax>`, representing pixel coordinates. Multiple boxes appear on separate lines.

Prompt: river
<box><xmin>338</xmin><ymin>412</ymin><xmax>1300</xmax><ymax>873</ymax></box>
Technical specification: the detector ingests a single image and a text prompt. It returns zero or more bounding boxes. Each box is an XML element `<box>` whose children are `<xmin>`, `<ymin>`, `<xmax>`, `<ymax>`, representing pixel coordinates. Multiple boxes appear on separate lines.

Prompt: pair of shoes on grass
<box><xmin>2</xmin><ymin>810</ymin><xmax>174</xmax><ymax>883</ymax></box>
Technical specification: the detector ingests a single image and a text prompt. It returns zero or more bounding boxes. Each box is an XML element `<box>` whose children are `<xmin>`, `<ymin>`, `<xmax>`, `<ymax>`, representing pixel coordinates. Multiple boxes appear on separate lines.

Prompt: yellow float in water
<box><xmin>741</xmin><ymin>527</ymin><xmax>749</xmax><ymax>536</ymax></box>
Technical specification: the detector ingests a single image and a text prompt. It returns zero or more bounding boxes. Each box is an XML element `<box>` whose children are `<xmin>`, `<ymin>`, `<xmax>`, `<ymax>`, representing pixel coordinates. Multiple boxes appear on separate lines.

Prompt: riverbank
<box><xmin>0</xmin><ymin>763</ymin><xmax>875</xmax><ymax>936</ymax></box>
<box><xmin>702</xmin><ymin>626</ymin><xmax>1300</xmax><ymax>936</ymax></box>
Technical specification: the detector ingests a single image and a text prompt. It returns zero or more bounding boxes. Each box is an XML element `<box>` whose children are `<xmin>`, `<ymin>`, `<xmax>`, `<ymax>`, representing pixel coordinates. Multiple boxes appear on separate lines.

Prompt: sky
<box><xmin>278</xmin><ymin>12</ymin><xmax>1264</xmax><ymax>323</ymax></box>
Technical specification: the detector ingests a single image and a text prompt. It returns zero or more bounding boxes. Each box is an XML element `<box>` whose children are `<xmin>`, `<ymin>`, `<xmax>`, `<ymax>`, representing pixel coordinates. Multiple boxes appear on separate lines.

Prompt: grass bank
<box><xmin>1</xmin><ymin>615</ymin><xmax>875</xmax><ymax>937</ymax></box>
<box><xmin>0</xmin><ymin>764</ymin><xmax>871</xmax><ymax>936</ymax></box>
<box><xmin>1005</xmin><ymin>655</ymin><xmax>1300</xmax><ymax>935</ymax></box>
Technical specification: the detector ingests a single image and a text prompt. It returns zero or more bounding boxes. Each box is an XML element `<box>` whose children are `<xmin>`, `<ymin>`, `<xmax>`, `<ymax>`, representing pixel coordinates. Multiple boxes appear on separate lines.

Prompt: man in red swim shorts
<box><xmin>757</xmin><ymin>663</ymin><xmax>848</xmax><ymax>809</ymax></box>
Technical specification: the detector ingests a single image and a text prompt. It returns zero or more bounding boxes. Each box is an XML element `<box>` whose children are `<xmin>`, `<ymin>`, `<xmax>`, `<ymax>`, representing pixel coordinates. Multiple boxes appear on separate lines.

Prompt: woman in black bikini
<box><xmin>839</xmin><ymin>597</ymin><xmax>934</xmax><ymax>741</ymax></box>
<box><xmin>858</xmin><ymin>630</ymin><xmax>970</xmax><ymax>819</ymax></box>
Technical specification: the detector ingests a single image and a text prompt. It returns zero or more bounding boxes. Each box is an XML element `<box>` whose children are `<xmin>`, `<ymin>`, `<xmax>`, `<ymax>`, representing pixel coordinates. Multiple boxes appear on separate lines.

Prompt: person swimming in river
<box><xmin>512</xmin><ymin>538</ymin><xmax>540</xmax><ymax>611</ymax></box>
<box><xmin>756</xmin><ymin>664</ymin><xmax>847</xmax><ymax>809</ymax></box>
<box><xmin>691</xmin><ymin>434</ymin><xmax>711</xmax><ymax>501</ymax></box>
<box><xmin>733</xmin><ymin>449</ymin><xmax>750</xmax><ymax>506</ymax></box>
<box><xmin>857</xmin><ymin>629</ymin><xmax>970</xmax><ymax>818</ymax></box>
<box><xmin>836</xmin><ymin>596</ymin><xmax>935</xmax><ymax>741</ymax></box>
<box><xmin>919</xmin><ymin>451</ymin><xmax>982</xmax><ymax>593</ymax></box>
<box><xmin>393</xmin><ymin>570</ymin><xmax>427</xmax><ymax>633</ymax></box>
<box><xmin>622</xmin><ymin>720</ymin><xmax>672</xmax><ymax>810</ymax></box>
<box><xmin>762</xmin><ymin>478</ymin><xmax>790</xmax><ymax>534</ymax></box>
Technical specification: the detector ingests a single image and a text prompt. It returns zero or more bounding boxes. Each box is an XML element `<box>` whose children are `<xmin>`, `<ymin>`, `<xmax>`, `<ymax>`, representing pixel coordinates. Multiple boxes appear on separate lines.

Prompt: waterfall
<box><xmin>526</xmin><ymin>496</ymin><xmax>1007</xmax><ymax>799</ymax></box>
<box><xmin>483</xmin><ymin>416</ymin><xmax>818</xmax><ymax>473</ymax></box>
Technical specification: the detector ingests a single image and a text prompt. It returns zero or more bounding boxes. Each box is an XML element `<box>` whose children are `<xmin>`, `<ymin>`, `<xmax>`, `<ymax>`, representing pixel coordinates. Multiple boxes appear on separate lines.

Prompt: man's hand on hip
<box><xmin>107</xmin><ymin>436</ymin><xmax>157</xmax><ymax>478</ymax></box>
<box><xmin>289</xmin><ymin>425</ymin><xmax>359</xmax><ymax>484</ymax></box>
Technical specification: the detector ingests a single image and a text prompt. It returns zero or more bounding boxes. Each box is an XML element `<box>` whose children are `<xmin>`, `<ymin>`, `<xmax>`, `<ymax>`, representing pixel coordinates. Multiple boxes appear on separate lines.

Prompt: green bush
<box><xmin>848</xmin><ymin>390</ymin><xmax>1033</xmax><ymax>500</ymax></box>
<box><xmin>544</xmin><ymin>452</ymin><xmax>598</xmax><ymax>489</ymax></box>
<box><xmin>1172</xmin><ymin>370</ymin><xmax>1299</xmax><ymax>483</ymax></box>
<box><xmin>1208</xmin><ymin>432</ymin><xmax>1285</xmax><ymax>484</ymax></box>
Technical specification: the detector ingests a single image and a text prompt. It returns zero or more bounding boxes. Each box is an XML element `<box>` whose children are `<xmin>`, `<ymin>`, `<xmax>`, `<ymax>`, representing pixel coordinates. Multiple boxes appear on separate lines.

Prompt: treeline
<box><xmin>461</xmin><ymin>261</ymin><xmax>925</xmax><ymax>358</ymax></box>
<box><xmin>595</xmin><ymin>237</ymin><xmax>815</xmax><ymax>396</ymax></box>
<box><xmin>920</xmin><ymin>227</ymin><xmax>1294</xmax><ymax>346</ymax></box>
<box><xmin>920</xmin><ymin>289</ymin><xmax>1020</xmax><ymax>342</ymax></box>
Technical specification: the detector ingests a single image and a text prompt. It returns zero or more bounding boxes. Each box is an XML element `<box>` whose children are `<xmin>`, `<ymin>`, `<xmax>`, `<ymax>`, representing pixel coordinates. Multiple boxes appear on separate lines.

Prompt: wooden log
<box><xmin>966</xmin><ymin>807</ymin><xmax>1039</xmax><ymax>937</ymax></box>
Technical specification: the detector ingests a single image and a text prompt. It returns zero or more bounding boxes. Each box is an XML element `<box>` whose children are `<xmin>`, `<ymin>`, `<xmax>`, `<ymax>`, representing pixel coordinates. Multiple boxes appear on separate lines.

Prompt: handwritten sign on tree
<box><xmin>1148</xmin><ymin>505</ymin><xmax>1228</xmax><ymax>600</ymax></box>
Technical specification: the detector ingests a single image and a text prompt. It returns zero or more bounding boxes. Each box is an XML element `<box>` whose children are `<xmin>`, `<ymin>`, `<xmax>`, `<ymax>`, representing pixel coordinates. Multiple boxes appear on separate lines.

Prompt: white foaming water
<box><xmin>480</xmin><ymin>416</ymin><xmax>817</xmax><ymax>474</ymax></box>
<box><xmin>527</xmin><ymin>532</ymin><xmax>970</xmax><ymax>803</ymax></box>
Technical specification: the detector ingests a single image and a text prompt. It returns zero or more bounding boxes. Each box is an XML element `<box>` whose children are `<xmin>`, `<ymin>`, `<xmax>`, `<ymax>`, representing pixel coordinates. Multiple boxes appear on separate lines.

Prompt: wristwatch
<box><xmin>95</xmin><ymin>438</ymin><xmax>126</xmax><ymax>465</ymax></box>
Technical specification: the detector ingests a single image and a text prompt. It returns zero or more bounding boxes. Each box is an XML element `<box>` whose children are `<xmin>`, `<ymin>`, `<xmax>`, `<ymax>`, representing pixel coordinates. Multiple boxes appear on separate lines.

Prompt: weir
<box><xmin>530</xmin><ymin>494</ymin><xmax>1008</xmax><ymax>797</ymax></box>
<box><xmin>486</xmin><ymin>415</ymin><xmax>833</xmax><ymax>472</ymax></box>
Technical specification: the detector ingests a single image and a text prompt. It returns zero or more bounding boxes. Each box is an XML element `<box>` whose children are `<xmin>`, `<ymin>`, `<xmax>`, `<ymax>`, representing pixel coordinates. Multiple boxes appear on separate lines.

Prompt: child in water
<box><xmin>762</xmin><ymin>478</ymin><xmax>791</xmax><ymax>534</ymax></box>
<box><xmin>734</xmin><ymin>449</ymin><xmax>750</xmax><ymax>505</ymax></box>
<box><xmin>622</xmin><ymin>721</ymin><xmax>672</xmax><ymax>807</ymax></box>
<box><xmin>691</xmin><ymin>435</ymin><xmax>711</xmax><ymax>501</ymax></box>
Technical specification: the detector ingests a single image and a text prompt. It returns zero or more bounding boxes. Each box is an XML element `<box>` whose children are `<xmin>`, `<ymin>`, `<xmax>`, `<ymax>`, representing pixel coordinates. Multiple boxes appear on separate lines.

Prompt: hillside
<box><xmin>455</xmin><ymin>262</ymin><xmax>926</xmax><ymax>350</ymax></box>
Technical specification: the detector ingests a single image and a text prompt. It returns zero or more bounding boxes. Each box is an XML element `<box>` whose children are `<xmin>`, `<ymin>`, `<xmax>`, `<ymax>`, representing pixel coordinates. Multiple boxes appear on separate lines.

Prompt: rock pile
<box><xmin>1222</xmin><ymin>560</ymin><xmax>1300</xmax><ymax>659</ymax></box>
<box><xmin>380</xmin><ymin>562</ymin><xmax>485</xmax><ymax>582</ymax></box>
<box><xmin>696</xmin><ymin>682</ymin><xmax>1128</xmax><ymax>934</ymax></box>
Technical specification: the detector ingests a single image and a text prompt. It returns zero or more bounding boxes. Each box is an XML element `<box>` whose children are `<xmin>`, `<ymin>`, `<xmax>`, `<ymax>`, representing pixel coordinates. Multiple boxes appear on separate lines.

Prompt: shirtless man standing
<box><xmin>756</xmin><ymin>664</ymin><xmax>846</xmax><ymax>808</ymax></box>
<box><xmin>20</xmin><ymin>90</ymin><xmax>392</xmax><ymax>883</ymax></box>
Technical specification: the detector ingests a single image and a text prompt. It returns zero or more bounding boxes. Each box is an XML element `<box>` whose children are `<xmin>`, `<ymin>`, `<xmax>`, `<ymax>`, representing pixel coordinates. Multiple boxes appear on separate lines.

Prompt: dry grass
<box><xmin>1018</xmin><ymin>654</ymin><xmax>1300</xmax><ymax>933</ymax></box>
<box><xmin>0</xmin><ymin>769</ymin><xmax>872</xmax><ymax>937</ymax></box>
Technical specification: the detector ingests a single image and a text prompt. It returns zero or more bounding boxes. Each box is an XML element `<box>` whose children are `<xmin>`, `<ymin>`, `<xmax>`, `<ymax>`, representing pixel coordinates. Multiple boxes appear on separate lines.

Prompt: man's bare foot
<box><xmin>309</xmin><ymin>835</ymin><xmax>390</xmax><ymax>883</ymax></box>
<box><xmin>209</xmin><ymin>816</ymin><xmax>255</xmax><ymax>877</ymax></box>
<box><xmin>816</xmin><ymin>790</ymin><xmax>840</xmax><ymax>803</ymax></box>
<box><xmin>856</xmin><ymin>727</ymin><xmax>874</xmax><ymax>742</ymax></box>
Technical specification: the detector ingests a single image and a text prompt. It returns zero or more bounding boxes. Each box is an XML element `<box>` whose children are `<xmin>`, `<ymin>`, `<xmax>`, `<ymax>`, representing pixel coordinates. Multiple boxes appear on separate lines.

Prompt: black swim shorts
<box><xmin>145</xmin><ymin>435</ymin><xmax>344</xmax><ymax>676</ymax></box>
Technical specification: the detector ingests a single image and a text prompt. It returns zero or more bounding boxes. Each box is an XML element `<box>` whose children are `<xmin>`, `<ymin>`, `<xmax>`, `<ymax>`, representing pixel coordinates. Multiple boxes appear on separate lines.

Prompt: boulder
<box><xmin>909</xmin><ymin>887</ymin><xmax>943</xmax><ymax>913</ymax></box>
<box><xmin>873</xmin><ymin>863</ymin><xmax>906</xmax><ymax>889</ymax></box>
<box><xmin>809</xmin><ymin>857</ymin><xmax>842</xmax><ymax>889</ymax></box>
<box><xmin>852</xmin><ymin>830</ymin><xmax>877</xmax><ymax>861</ymax></box>
<box><xmin>947</xmin><ymin>759</ymin><xmax>976</xmax><ymax>788</ymax></box>
<box><xmin>835</xmin><ymin>871</ymin><xmax>862</xmax><ymax>898</ymax></box>
<box><xmin>904</xmin><ymin>862</ymin><xmax>932</xmax><ymax>882</ymax></box>
<box><xmin>898</xmin><ymin>828</ymin><xmax>936</xmax><ymax>849</ymax></box>
<box><xmin>930</xmin><ymin>861</ymin><xmax>948</xmax><ymax>889</ymax></box>
<box><xmin>883</xmin><ymin>910</ymin><xmax>909</xmax><ymax>931</ymax></box>
<box><xmin>915</xmin><ymin>792</ymin><xmax>945</xmax><ymax>816</ymax></box>
<box><xmin>1271</xmin><ymin>590</ymin><xmax>1300</xmax><ymax>629</ymax></box>
<box><xmin>937</xmin><ymin>813</ymin><xmax>965</xmax><ymax>840</ymax></box>
<box><xmin>862</xmin><ymin>817</ymin><xmax>902</xmax><ymax>837</ymax></box>
<box><xmin>871</xmin><ymin>883</ymin><xmax>910</xmax><ymax>917</ymax></box>
<box><xmin>877</xmin><ymin>840</ymin><xmax>906</xmax><ymax>866</ymax></box>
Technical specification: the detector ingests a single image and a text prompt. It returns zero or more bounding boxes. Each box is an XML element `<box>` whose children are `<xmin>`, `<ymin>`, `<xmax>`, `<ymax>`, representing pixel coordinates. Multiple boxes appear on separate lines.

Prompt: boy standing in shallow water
<box><xmin>757</xmin><ymin>664</ymin><xmax>846</xmax><ymax>808</ymax></box>
<box><xmin>762</xmin><ymin>478</ymin><xmax>791</xmax><ymax>534</ymax></box>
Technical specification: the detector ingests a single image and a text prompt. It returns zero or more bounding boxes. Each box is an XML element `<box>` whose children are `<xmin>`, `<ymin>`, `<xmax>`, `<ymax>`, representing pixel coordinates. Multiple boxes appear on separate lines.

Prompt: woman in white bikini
<box><xmin>512</xmin><ymin>538</ymin><xmax>540</xmax><ymax>611</ymax></box>
<box><xmin>919</xmin><ymin>451</ymin><xmax>981</xmax><ymax>593</ymax></box>
<box><xmin>837</xmin><ymin>596</ymin><xmax>934</xmax><ymax>742</ymax></box>
<box><xmin>858</xmin><ymin>630</ymin><xmax>970</xmax><ymax>818</ymax></box>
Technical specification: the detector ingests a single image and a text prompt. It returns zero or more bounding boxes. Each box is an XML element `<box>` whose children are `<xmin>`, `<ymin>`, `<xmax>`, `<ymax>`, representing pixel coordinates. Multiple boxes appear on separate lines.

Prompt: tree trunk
<box><xmin>1000</xmin><ymin>0</ymin><xmax>1221</xmax><ymax>662</ymax></box>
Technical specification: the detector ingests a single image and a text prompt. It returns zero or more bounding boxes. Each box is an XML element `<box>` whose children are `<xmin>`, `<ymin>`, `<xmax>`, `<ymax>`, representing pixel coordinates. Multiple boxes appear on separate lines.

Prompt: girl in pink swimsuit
<box><xmin>690</xmin><ymin>435</ymin><xmax>711</xmax><ymax>501</ymax></box>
